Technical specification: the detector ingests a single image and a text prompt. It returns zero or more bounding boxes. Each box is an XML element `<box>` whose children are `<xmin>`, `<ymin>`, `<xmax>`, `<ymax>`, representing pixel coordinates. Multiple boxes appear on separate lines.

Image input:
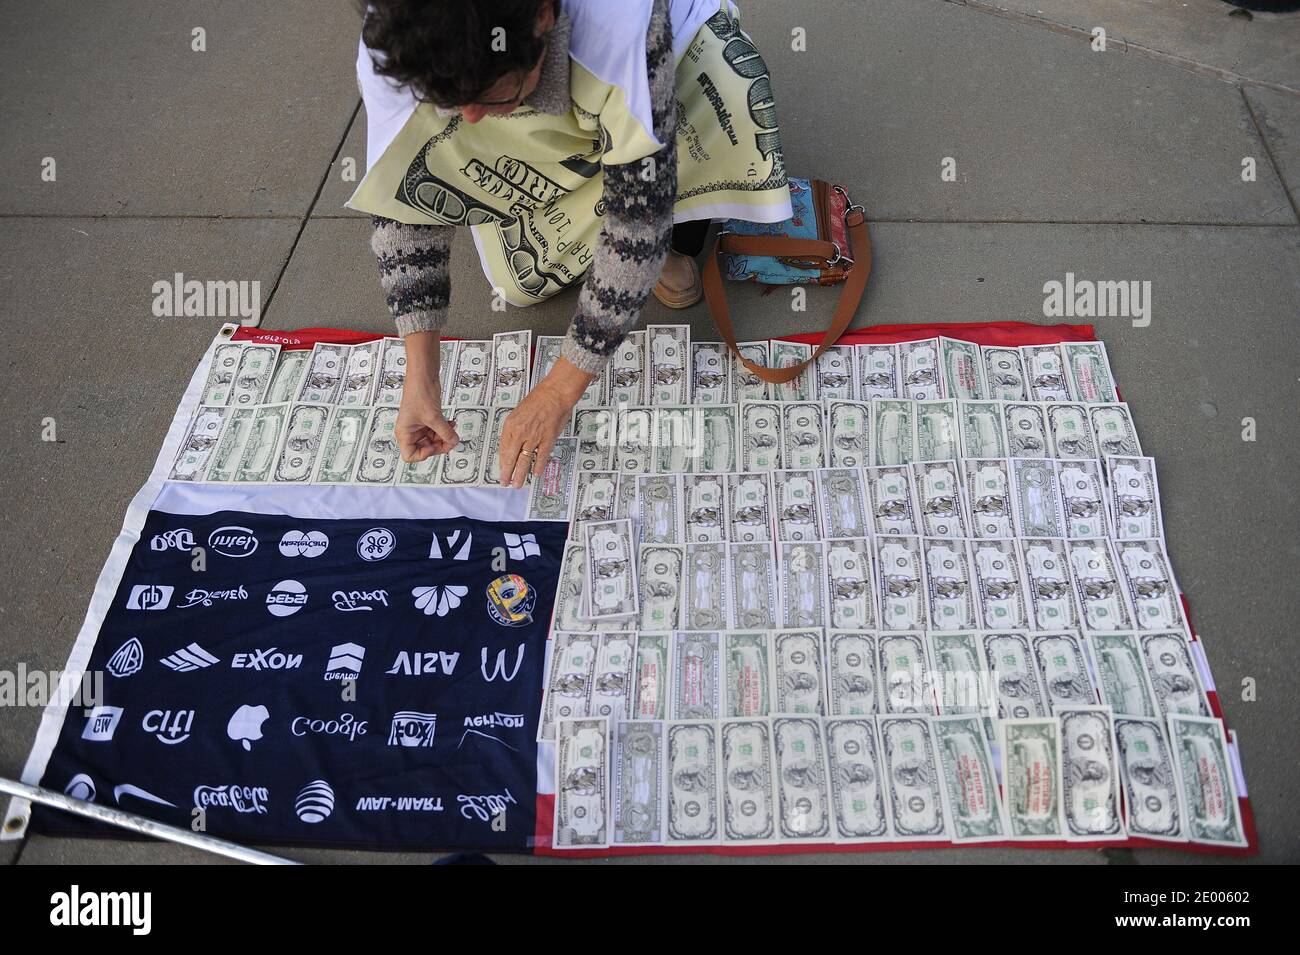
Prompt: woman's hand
<box><xmin>397</xmin><ymin>331</ymin><xmax>459</xmax><ymax>463</ymax></box>
<box><xmin>499</xmin><ymin>356</ymin><xmax>596</xmax><ymax>488</ymax></box>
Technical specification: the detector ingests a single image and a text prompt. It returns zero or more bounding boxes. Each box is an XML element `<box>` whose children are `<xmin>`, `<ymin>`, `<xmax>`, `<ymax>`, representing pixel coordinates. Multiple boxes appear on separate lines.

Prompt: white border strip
<box><xmin>2</xmin><ymin>323</ymin><xmax>241</xmax><ymax>840</ymax></box>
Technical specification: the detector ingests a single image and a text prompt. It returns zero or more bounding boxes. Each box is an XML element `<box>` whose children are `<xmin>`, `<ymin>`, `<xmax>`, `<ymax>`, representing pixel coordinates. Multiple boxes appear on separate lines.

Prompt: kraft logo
<box><xmin>126</xmin><ymin>584</ymin><xmax>173</xmax><ymax>611</ymax></box>
<box><xmin>279</xmin><ymin>530</ymin><xmax>328</xmax><ymax>558</ymax></box>
<box><xmin>357</xmin><ymin>527</ymin><xmax>396</xmax><ymax>562</ymax></box>
<box><xmin>150</xmin><ymin>528</ymin><xmax>195</xmax><ymax>552</ymax></box>
<box><xmin>266</xmin><ymin>580</ymin><xmax>308</xmax><ymax>617</ymax></box>
<box><xmin>208</xmin><ymin>525</ymin><xmax>258</xmax><ymax>558</ymax></box>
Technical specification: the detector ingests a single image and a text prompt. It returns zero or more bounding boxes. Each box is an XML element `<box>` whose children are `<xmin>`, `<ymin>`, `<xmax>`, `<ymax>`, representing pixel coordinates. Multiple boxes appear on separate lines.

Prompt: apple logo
<box><xmin>227</xmin><ymin>704</ymin><xmax>270</xmax><ymax>751</ymax></box>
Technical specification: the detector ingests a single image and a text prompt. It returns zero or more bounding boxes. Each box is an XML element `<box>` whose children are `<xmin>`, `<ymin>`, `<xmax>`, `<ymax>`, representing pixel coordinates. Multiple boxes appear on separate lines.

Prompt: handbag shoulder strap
<box><xmin>701</xmin><ymin>207</ymin><xmax>871</xmax><ymax>385</ymax></box>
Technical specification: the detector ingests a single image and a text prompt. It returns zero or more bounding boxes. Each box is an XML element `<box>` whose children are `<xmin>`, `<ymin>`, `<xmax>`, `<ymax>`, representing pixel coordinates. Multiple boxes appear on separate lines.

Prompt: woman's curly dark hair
<box><xmin>362</xmin><ymin>0</ymin><xmax>555</xmax><ymax>108</ymax></box>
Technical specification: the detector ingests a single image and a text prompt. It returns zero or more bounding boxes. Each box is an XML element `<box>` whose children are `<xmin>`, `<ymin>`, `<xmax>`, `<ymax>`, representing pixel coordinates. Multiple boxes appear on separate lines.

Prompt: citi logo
<box><xmin>177</xmin><ymin>585</ymin><xmax>248</xmax><ymax>609</ymax></box>
<box><xmin>126</xmin><ymin>584</ymin><xmax>173</xmax><ymax>611</ymax></box>
<box><xmin>49</xmin><ymin>884</ymin><xmax>151</xmax><ymax>935</ymax></box>
<box><xmin>142</xmin><ymin>708</ymin><xmax>194</xmax><ymax>744</ymax></box>
<box><xmin>266</xmin><ymin>580</ymin><xmax>308</xmax><ymax>617</ymax></box>
<box><xmin>324</xmin><ymin>643</ymin><xmax>365</xmax><ymax>681</ymax></box>
<box><xmin>332</xmin><ymin>589</ymin><xmax>389</xmax><ymax>612</ymax></box>
<box><xmin>231</xmin><ymin>647</ymin><xmax>303</xmax><ymax>671</ymax></box>
<box><xmin>208</xmin><ymin>526</ymin><xmax>258</xmax><ymax>558</ymax></box>
<box><xmin>386</xmin><ymin>650</ymin><xmax>461</xmax><ymax>677</ymax></box>
<box><xmin>150</xmin><ymin>529</ymin><xmax>195</xmax><ymax>552</ymax></box>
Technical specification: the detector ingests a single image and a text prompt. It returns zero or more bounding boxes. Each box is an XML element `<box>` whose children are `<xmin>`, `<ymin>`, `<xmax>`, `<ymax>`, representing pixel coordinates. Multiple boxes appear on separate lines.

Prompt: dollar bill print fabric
<box><xmin>541</xmin><ymin>328</ymin><xmax>1252</xmax><ymax>855</ymax></box>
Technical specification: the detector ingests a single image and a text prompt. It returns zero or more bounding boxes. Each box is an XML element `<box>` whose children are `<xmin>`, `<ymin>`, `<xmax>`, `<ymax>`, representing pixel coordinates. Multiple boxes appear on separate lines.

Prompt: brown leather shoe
<box><xmin>652</xmin><ymin>249</ymin><xmax>703</xmax><ymax>309</ymax></box>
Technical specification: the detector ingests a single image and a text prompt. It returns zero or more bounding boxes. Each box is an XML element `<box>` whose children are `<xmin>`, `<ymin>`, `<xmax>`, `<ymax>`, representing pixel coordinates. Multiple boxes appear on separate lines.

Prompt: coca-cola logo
<box><xmin>208</xmin><ymin>526</ymin><xmax>258</xmax><ymax>558</ymax></box>
<box><xmin>193</xmin><ymin>784</ymin><xmax>269</xmax><ymax>814</ymax></box>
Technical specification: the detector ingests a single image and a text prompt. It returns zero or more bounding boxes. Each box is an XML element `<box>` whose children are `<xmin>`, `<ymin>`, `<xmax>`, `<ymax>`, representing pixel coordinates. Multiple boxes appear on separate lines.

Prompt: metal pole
<box><xmin>0</xmin><ymin>777</ymin><xmax>297</xmax><ymax>865</ymax></box>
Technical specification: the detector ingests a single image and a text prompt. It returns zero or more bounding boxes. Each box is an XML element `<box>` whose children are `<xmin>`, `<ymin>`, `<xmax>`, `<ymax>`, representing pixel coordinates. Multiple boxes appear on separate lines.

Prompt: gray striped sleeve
<box><xmin>561</xmin><ymin>0</ymin><xmax>677</xmax><ymax>374</ymax></box>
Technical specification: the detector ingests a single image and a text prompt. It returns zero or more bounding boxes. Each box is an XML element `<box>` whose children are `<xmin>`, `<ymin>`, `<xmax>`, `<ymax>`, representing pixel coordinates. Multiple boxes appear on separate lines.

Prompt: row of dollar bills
<box><xmin>193</xmin><ymin>328</ymin><xmax>1117</xmax><ymax>418</ymax></box>
<box><xmin>552</xmin><ymin>708</ymin><xmax>1245</xmax><ymax>849</ymax></box>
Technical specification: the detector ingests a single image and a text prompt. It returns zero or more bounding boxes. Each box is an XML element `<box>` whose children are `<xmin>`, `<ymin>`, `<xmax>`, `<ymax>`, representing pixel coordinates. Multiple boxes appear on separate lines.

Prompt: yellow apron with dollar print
<box><xmin>348</xmin><ymin>6</ymin><xmax>789</xmax><ymax>306</ymax></box>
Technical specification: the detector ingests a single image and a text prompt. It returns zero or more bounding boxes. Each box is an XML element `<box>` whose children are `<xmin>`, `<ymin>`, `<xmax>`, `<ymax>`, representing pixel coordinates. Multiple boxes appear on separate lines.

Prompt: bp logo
<box><xmin>485</xmin><ymin>574</ymin><xmax>535</xmax><ymax>627</ymax></box>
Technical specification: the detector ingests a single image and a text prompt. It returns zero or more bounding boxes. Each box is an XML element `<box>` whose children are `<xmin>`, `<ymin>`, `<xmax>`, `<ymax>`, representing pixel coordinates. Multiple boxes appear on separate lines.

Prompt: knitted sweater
<box><xmin>369</xmin><ymin>1</ymin><xmax>676</xmax><ymax>375</ymax></box>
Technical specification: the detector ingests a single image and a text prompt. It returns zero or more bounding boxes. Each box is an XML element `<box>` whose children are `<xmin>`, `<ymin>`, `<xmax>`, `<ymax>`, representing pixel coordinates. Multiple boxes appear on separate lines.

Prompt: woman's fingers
<box><xmin>531</xmin><ymin>434</ymin><xmax>558</xmax><ymax>479</ymax></box>
<box><xmin>508</xmin><ymin>441</ymin><xmax>536</xmax><ymax>489</ymax></box>
<box><xmin>430</xmin><ymin>414</ymin><xmax>460</xmax><ymax>452</ymax></box>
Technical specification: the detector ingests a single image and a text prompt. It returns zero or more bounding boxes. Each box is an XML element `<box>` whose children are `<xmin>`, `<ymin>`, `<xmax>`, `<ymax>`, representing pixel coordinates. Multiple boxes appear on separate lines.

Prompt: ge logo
<box><xmin>357</xmin><ymin>527</ymin><xmax>396</xmax><ymax>562</ymax></box>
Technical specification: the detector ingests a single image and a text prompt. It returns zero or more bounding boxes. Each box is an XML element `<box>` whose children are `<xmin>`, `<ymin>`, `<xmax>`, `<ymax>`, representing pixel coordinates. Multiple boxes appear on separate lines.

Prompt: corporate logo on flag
<box><xmin>143</xmin><ymin>708</ymin><xmax>194</xmax><ymax>745</ymax></box>
<box><xmin>296</xmin><ymin>781</ymin><xmax>335</xmax><ymax>823</ymax></box>
<box><xmin>279</xmin><ymin>530</ymin><xmax>329</xmax><ymax>558</ymax></box>
<box><xmin>292</xmin><ymin>712</ymin><xmax>368</xmax><ymax>741</ymax></box>
<box><xmin>231</xmin><ymin>647</ymin><xmax>303</xmax><ymax>671</ymax></box>
<box><xmin>357</xmin><ymin>527</ymin><xmax>396</xmax><ymax>561</ymax></box>
<box><xmin>65</xmin><ymin>774</ymin><xmax>96</xmax><ymax>801</ymax></box>
<box><xmin>194</xmin><ymin>784</ymin><xmax>269</xmax><ymax>815</ymax></box>
<box><xmin>412</xmin><ymin>584</ymin><xmax>468</xmax><ymax>617</ymax></box>
<box><xmin>429</xmin><ymin>529</ymin><xmax>472</xmax><ymax>561</ymax></box>
<box><xmin>208</xmin><ymin>526</ymin><xmax>258</xmax><ymax>558</ymax></box>
<box><xmin>324</xmin><ymin>643</ymin><xmax>365</xmax><ymax>682</ymax></box>
<box><xmin>485</xmin><ymin>574</ymin><xmax>535</xmax><ymax>627</ymax></box>
<box><xmin>388</xmin><ymin>711</ymin><xmax>437</xmax><ymax>748</ymax></box>
<box><xmin>151</xmin><ymin>528</ymin><xmax>195</xmax><ymax>552</ymax></box>
<box><xmin>386</xmin><ymin>650</ymin><xmax>460</xmax><ymax>677</ymax></box>
<box><xmin>227</xmin><ymin>704</ymin><xmax>270</xmax><ymax>751</ymax></box>
<box><xmin>503</xmin><ymin>533</ymin><xmax>540</xmax><ymax>560</ymax></box>
<box><xmin>160</xmin><ymin>642</ymin><xmax>220</xmax><ymax>672</ymax></box>
<box><xmin>81</xmin><ymin>706</ymin><xmax>123</xmax><ymax>742</ymax></box>
<box><xmin>106</xmin><ymin>638</ymin><xmax>145</xmax><ymax>677</ymax></box>
<box><xmin>332</xmin><ymin>589</ymin><xmax>390</xmax><ymax>612</ymax></box>
<box><xmin>267</xmin><ymin>580</ymin><xmax>308</xmax><ymax>617</ymax></box>
<box><xmin>177</xmin><ymin>585</ymin><xmax>249</xmax><ymax>609</ymax></box>
<box><xmin>126</xmin><ymin>584</ymin><xmax>173</xmax><ymax>611</ymax></box>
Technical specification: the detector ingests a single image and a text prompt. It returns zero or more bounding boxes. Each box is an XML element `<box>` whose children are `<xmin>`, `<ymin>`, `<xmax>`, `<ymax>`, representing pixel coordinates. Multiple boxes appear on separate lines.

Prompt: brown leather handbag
<box><xmin>701</xmin><ymin>178</ymin><xmax>871</xmax><ymax>384</ymax></box>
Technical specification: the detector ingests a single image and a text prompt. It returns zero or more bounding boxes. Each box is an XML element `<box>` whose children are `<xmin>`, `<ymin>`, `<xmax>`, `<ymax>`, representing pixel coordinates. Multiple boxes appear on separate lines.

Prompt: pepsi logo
<box><xmin>266</xmin><ymin>580</ymin><xmax>308</xmax><ymax>617</ymax></box>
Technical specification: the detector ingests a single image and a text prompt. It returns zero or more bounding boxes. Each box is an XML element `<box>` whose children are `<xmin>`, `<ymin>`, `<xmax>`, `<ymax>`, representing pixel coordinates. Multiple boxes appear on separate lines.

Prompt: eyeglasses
<box><xmin>446</xmin><ymin>38</ymin><xmax>548</xmax><ymax>109</ymax></box>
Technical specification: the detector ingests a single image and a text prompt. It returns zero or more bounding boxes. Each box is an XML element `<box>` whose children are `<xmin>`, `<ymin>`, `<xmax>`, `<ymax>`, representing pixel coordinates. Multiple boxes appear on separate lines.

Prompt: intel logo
<box><xmin>209</xmin><ymin>526</ymin><xmax>258</xmax><ymax>558</ymax></box>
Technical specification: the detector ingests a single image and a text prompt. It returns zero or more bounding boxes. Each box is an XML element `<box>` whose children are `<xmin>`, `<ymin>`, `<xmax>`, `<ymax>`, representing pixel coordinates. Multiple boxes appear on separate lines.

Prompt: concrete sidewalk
<box><xmin>1</xmin><ymin>0</ymin><xmax>1296</xmax><ymax>865</ymax></box>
